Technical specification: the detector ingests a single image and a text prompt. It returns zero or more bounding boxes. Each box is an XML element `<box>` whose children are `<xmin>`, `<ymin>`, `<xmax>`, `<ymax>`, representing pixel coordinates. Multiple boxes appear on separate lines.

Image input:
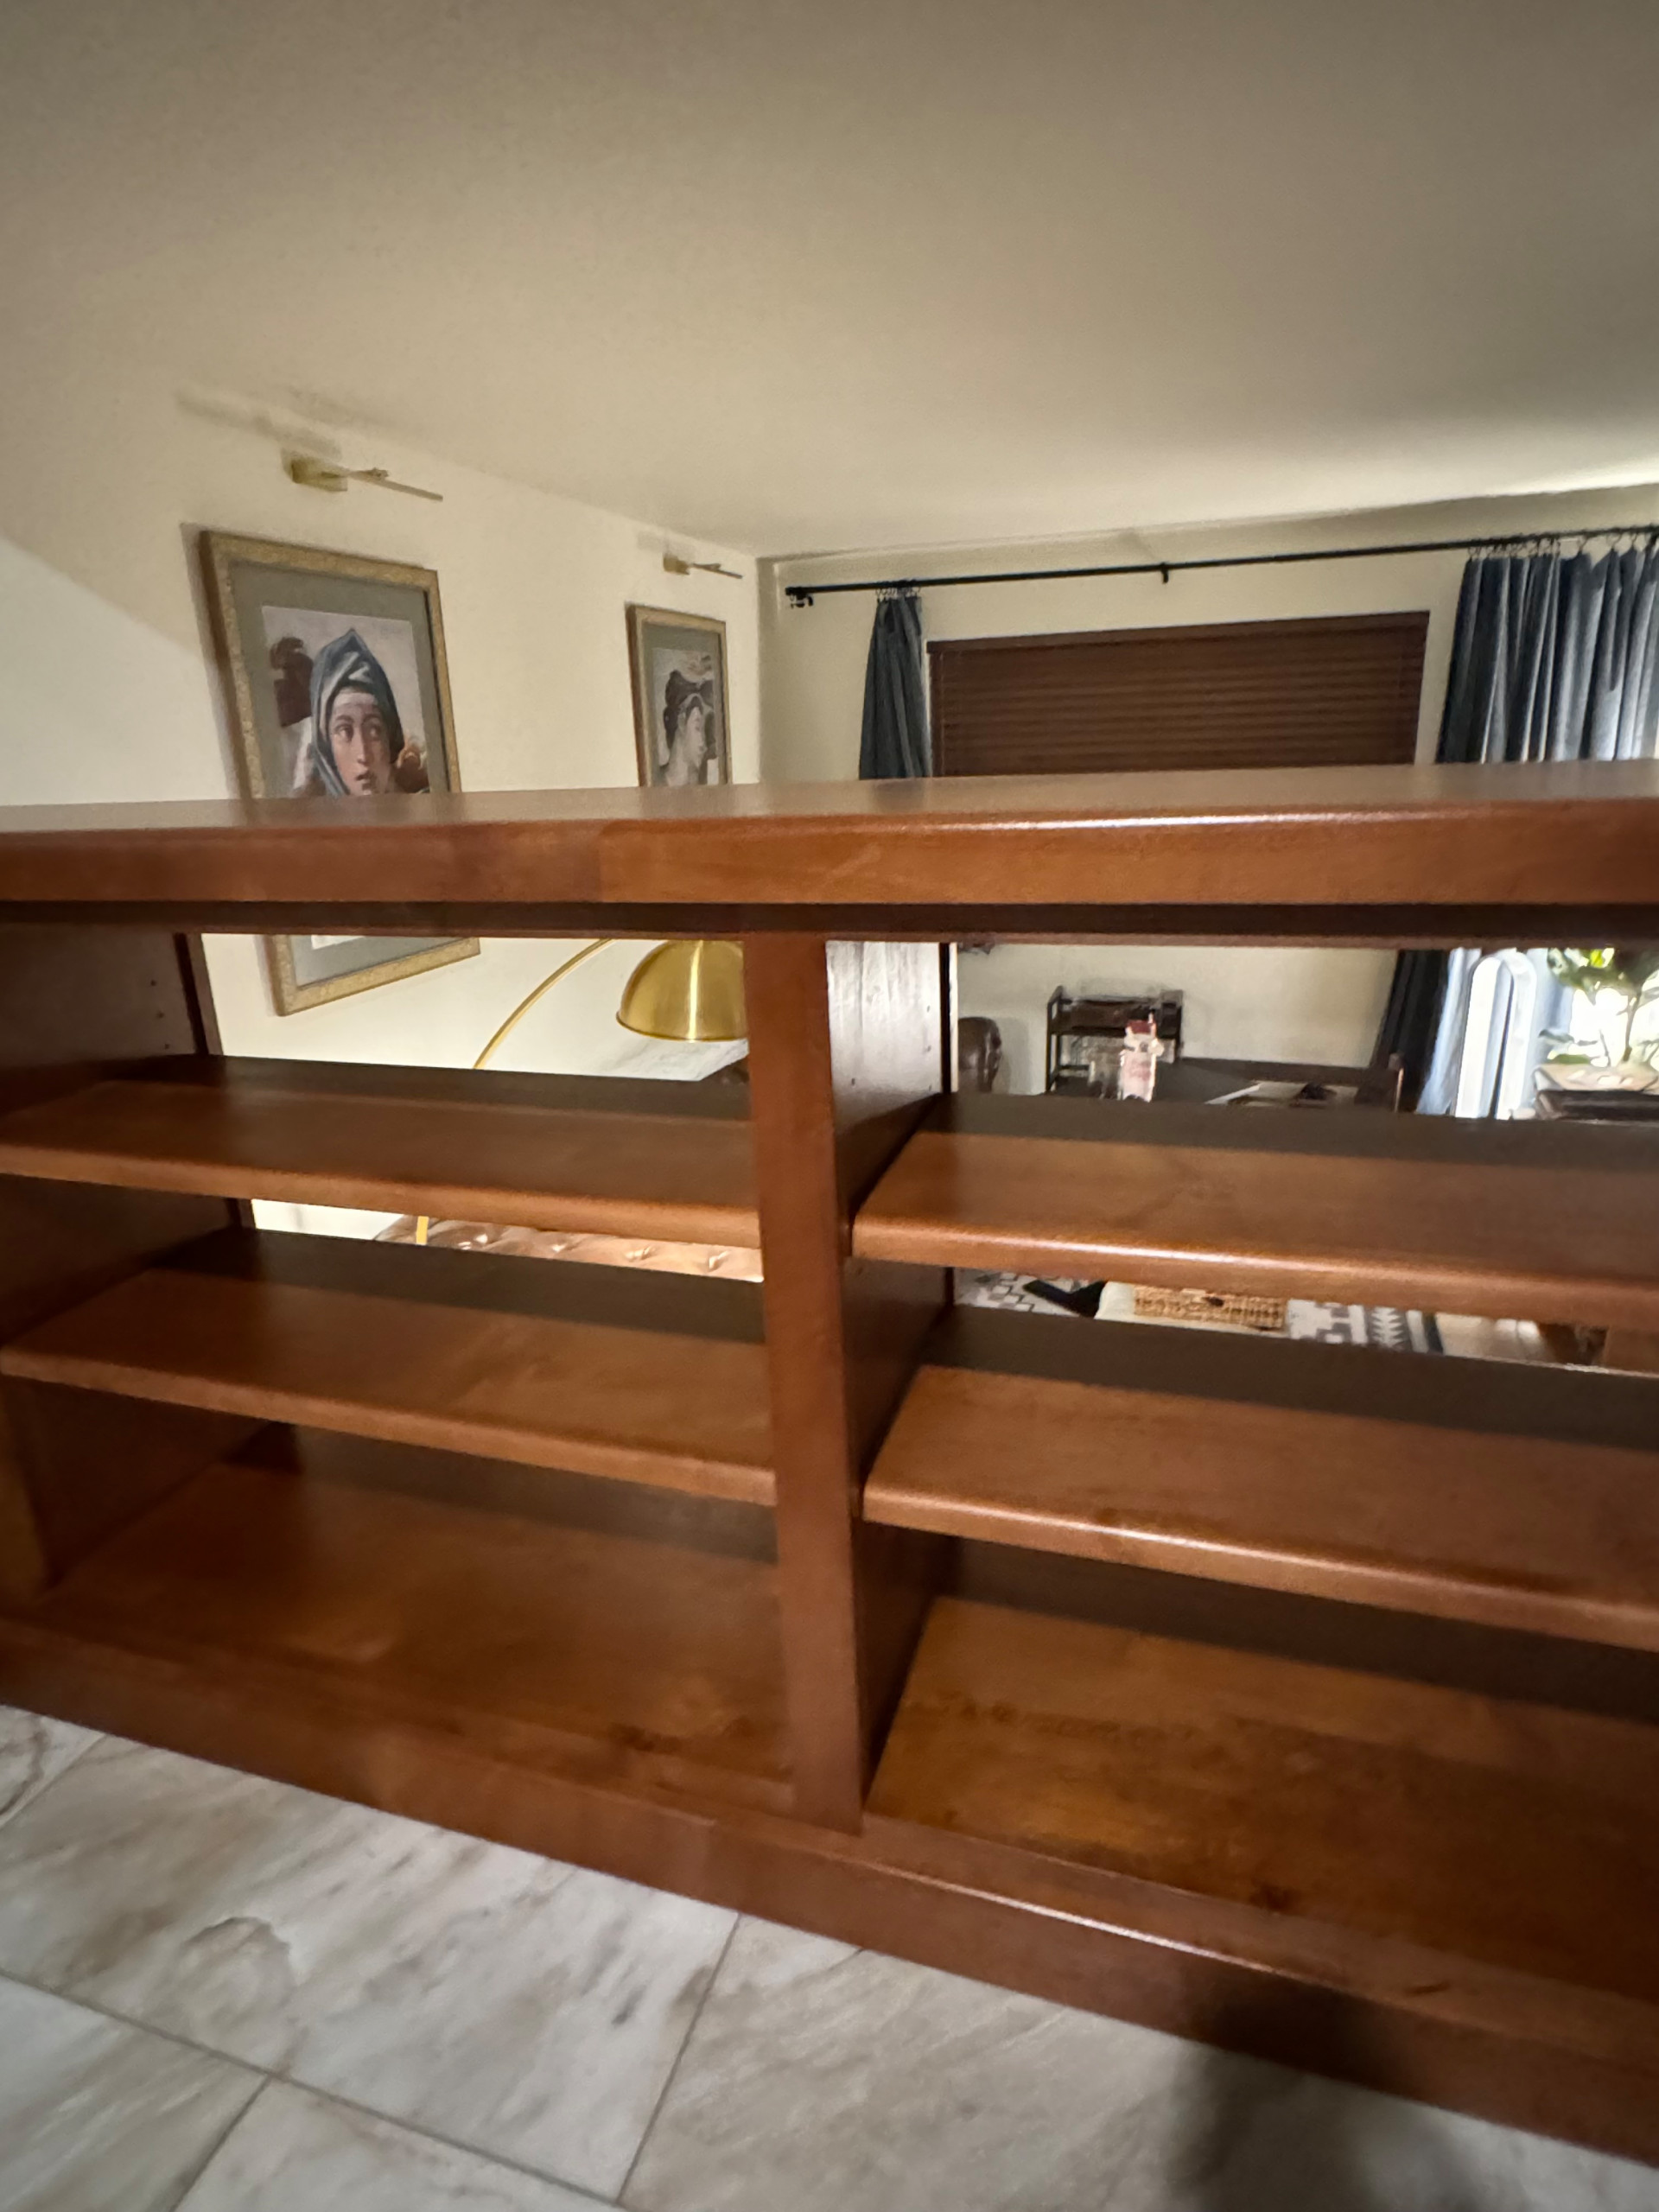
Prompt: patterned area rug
<box><xmin>956</xmin><ymin>1271</ymin><xmax>1444</xmax><ymax>1352</ymax></box>
<box><xmin>1285</xmin><ymin>1300</ymin><xmax>1443</xmax><ymax>1354</ymax></box>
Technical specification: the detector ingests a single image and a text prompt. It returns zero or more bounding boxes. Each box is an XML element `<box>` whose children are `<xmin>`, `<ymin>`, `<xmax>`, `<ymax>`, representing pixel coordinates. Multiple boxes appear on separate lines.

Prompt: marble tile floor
<box><xmin>0</xmin><ymin>1703</ymin><xmax>1656</xmax><ymax>2212</ymax></box>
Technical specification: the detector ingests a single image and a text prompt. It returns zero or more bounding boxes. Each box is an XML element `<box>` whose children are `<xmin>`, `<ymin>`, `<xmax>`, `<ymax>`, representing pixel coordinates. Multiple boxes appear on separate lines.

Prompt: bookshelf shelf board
<box><xmin>1</xmin><ymin>760</ymin><xmax>1659</xmax><ymax>937</ymax></box>
<box><xmin>1</xmin><ymin>1229</ymin><xmax>774</xmax><ymax>1505</ymax></box>
<box><xmin>855</xmin><ymin>1096</ymin><xmax>1659</xmax><ymax>1329</ymax></box>
<box><xmin>868</xmin><ymin>1594</ymin><xmax>1659</xmax><ymax>2008</ymax></box>
<box><xmin>863</xmin><ymin>1308</ymin><xmax>1659</xmax><ymax>1648</ymax></box>
<box><xmin>3</xmin><ymin>1453</ymin><xmax>789</xmax><ymax>1812</ymax></box>
<box><xmin>0</xmin><ymin>1059</ymin><xmax>759</xmax><ymax>1249</ymax></box>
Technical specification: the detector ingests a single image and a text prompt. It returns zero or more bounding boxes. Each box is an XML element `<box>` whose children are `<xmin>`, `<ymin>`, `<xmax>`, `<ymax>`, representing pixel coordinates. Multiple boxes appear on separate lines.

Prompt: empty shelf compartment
<box><xmin>868</xmin><ymin>1593</ymin><xmax>1659</xmax><ymax>2007</ymax></box>
<box><xmin>854</xmin><ymin>1093</ymin><xmax>1659</xmax><ymax>1328</ymax></box>
<box><xmin>10</xmin><ymin>1450</ymin><xmax>788</xmax><ymax>1811</ymax></box>
<box><xmin>0</xmin><ymin>1228</ymin><xmax>774</xmax><ymax>1505</ymax></box>
<box><xmin>864</xmin><ymin>1307</ymin><xmax>1659</xmax><ymax>1649</ymax></box>
<box><xmin>0</xmin><ymin>1058</ymin><xmax>759</xmax><ymax>1248</ymax></box>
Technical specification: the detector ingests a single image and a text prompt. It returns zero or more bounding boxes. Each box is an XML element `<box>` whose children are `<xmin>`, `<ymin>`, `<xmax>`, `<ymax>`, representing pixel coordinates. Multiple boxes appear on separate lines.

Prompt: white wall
<box><xmin>954</xmin><ymin>944</ymin><xmax>1390</xmax><ymax>1095</ymax></box>
<box><xmin>0</xmin><ymin>381</ymin><xmax>760</xmax><ymax>1093</ymax></box>
<box><xmin>762</xmin><ymin>481</ymin><xmax>1659</xmax><ymax>1085</ymax></box>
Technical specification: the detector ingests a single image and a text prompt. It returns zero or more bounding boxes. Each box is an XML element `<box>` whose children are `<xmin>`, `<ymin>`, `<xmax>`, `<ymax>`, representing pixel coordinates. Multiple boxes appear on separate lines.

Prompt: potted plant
<box><xmin>1542</xmin><ymin>947</ymin><xmax>1659</xmax><ymax>1090</ymax></box>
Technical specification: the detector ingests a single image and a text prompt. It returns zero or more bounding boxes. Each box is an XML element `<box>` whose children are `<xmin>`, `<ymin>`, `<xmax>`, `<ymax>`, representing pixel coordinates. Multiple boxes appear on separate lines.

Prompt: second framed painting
<box><xmin>626</xmin><ymin>606</ymin><xmax>731</xmax><ymax>788</ymax></box>
<box><xmin>200</xmin><ymin>530</ymin><xmax>480</xmax><ymax>1014</ymax></box>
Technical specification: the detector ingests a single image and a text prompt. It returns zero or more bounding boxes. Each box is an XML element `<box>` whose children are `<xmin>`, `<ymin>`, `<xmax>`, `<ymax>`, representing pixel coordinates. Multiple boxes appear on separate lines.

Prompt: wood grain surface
<box><xmin>855</xmin><ymin>1100</ymin><xmax>1659</xmax><ymax>1327</ymax></box>
<box><xmin>0</xmin><ymin>1062</ymin><xmax>760</xmax><ymax>1249</ymax></box>
<box><xmin>2</xmin><ymin>1261</ymin><xmax>775</xmax><ymax>1504</ymax></box>
<box><xmin>0</xmin><ymin>761</ymin><xmax>1657</xmax><ymax>934</ymax></box>
<box><xmin>868</xmin><ymin>1595</ymin><xmax>1659</xmax><ymax>2006</ymax></box>
<box><xmin>865</xmin><ymin>1355</ymin><xmax>1659</xmax><ymax>1648</ymax></box>
<box><xmin>23</xmin><ymin>1454</ymin><xmax>790</xmax><ymax>1810</ymax></box>
<box><xmin>744</xmin><ymin>937</ymin><xmax>946</xmax><ymax>1829</ymax></box>
<box><xmin>1</xmin><ymin>1586</ymin><xmax>1656</xmax><ymax>2162</ymax></box>
<box><xmin>0</xmin><ymin>924</ymin><xmax>238</xmax><ymax>1598</ymax></box>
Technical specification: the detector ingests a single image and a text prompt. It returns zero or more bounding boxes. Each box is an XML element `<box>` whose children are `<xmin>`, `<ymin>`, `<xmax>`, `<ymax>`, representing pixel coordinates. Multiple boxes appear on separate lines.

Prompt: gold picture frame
<box><xmin>200</xmin><ymin>530</ymin><xmax>480</xmax><ymax>1014</ymax></box>
<box><xmin>626</xmin><ymin>604</ymin><xmax>731</xmax><ymax>787</ymax></box>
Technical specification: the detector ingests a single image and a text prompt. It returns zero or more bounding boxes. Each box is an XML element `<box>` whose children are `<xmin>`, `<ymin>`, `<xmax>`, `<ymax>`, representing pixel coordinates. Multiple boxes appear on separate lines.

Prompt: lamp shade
<box><xmin>616</xmin><ymin>938</ymin><xmax>747</xmax><ymax>1041</ymax></box>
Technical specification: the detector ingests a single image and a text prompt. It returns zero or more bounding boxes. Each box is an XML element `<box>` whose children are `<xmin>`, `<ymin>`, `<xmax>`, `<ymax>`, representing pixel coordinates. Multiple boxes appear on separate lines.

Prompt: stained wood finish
<box><xmin>1</xmin><ymin>761</ymin><xmax>1659</xmax><ymax>938</ymax></box>
<box><xmin>1</xmin><ymin>1254</ymin><xmax>774</xmax><ymax>1508</ymax></box>
<box><xmin>14</xmin><ymin>1453</ymin><xmax>789</xmax><ymax>1811</ymax></box>
<box><xmin>0</xmin><ymin>925</ymin><xmax>237</xmax><ymax>1599</ymax></box>
<box><xmin>6</xmin><ymin>798</ymin><xmax>1659</xmax><ymax>2158</ymax></box>
<box><xmin>1602</xmin><ymin>1327</ymin><xmax>1659</xmax><ymax>1374</ymax></box>
<box><xmin>865</xmin><ymin>1308</ymin><xmax>1659</xmax><ymax>1648</ymax></box>
<box><xmin>4</xmin><ymin>1380</ymin><xmax>257</xmax><ymax>1592</ymax></box>
<box><xmin>251</xmin><ymin>1427</ymin><xmax>777</xmax><ymax>1565</ymax></box>
<box><xmin>855</xmin><ymin>1095</ymin><xmax>1659</xmax><ymax>1328</ymax></box>
<box><xmin>868</xmin><ymin>1595</ymin><xmax>1659</xmax><ymax>2007</ymax></box>
<box><xmin>0</xmin><ymin>1058</ymin><xmax>759</xmax><ymax>1249</ymax></box>
<box><xmin>2</xmin><ymin>1584</ymin><xmax>1656</xmax><ymax>2164</ymax></box>
<box><xmin>949</xmin><ymin>1538</ymin><xmax>1659</xmax><ymax>1731</ymax></box>
<box><xmin>744</xmin><ymin>937</ymin><xmax>945</xmax><ymax>1830</ymax></box>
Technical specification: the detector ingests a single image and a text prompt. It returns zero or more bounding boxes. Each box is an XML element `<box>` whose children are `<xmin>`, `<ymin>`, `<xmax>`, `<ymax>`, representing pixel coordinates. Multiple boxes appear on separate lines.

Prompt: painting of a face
<box><xmin>628</xmin><ymin>607</ymin><xmax>730</xmax><ymax>790</ymax></box>
<box><xmin>206</xmin><ymin>530</ymin><xmax>476</xmax><ymax>1014</ymax></box>
<box><xmin>256</xmin><ymin>609</ymin><xmax>433</xmax><ymax>800</ymax></box>
<box><xmin>674</xmin><ymin>695</ymin><xmax>710</xmax><ymax>778</ymax></box>
<box><xmin>327</xmin><ymin>686</ymin><xmax>395</xmax><ymax>794</ymax></box>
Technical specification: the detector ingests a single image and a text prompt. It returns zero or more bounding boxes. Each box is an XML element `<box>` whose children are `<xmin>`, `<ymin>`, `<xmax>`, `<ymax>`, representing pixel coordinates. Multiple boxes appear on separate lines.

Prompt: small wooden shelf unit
<box><xmin>2</xmin><ymin>762</ymin><xmax>1659</xmax><ymax>2160</ymax></box>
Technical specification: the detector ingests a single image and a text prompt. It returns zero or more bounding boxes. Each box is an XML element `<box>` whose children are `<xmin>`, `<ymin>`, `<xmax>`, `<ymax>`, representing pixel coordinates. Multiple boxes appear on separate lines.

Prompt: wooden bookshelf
<box><xmin>864</xmin><ymin>1308</ymin><xmax>1659</xmax><ymax>1648</ymax></box>
<box><xmin>2</xmin><ymin>768</ymin><xmax>1659</xmax><ymax>2161</ymax></box>
<box><xmin>855</xmin><ymin>1094</ymin><xmax>1659</xmax><ymax>1328</ymax></box>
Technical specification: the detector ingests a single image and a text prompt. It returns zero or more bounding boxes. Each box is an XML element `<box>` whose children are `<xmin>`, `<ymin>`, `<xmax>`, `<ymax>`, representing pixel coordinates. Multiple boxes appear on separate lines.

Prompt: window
<box><xmin>928</xmin><ymin>612</ymin><xmax>1428</xmax><ymax>777</ymax></box>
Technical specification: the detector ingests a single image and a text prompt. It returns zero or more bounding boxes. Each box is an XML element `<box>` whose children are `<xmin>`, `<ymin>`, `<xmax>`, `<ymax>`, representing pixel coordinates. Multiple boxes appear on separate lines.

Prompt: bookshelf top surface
<box><xmin>0</xmin><ymin>759</ymin><xmax>1656</xmax><ymax>934</ymax></box>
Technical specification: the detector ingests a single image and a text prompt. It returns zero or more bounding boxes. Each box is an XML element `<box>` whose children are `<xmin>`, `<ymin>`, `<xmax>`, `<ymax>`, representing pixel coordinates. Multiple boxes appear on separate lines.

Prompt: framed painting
<box><xmin>199</xmin><ymin>530</ymin><xmax>480</xmax><ymax>1014</ymax></box>
<box><xmin>626</xmin><ymin>605</ymin><xmax>731</xmax><ymax>787</ymax></box>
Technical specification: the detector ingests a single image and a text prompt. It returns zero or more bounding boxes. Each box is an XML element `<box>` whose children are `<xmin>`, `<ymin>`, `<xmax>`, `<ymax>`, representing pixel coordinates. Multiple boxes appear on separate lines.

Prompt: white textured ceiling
<box><xmin>4</xmin><ymin>0</ymin><xmax>1659</xmax><ymax>554</ymax></box>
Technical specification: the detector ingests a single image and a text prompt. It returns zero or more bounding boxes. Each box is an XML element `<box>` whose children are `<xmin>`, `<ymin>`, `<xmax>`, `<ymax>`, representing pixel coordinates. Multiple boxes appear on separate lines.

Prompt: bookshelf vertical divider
<box><xmin>745</xmin><ymin>935</ymin><xmax>947</xmax><ymax>1827</ymax></box>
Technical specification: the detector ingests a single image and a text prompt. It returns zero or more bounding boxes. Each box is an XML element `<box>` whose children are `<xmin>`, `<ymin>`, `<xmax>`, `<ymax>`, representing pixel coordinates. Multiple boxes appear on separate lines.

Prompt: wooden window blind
<box><xmin>928</xmin><ymin>612</ymin><xmax>1428</xmax><ymax>777</ymax></box>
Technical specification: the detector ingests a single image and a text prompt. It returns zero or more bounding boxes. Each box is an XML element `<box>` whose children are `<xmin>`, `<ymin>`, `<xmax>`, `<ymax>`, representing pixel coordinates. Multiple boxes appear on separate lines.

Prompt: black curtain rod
<box><xmin>782</xmin><ymin>521</ymin><xmax>1659</xmax><ymax>604</ymax></box>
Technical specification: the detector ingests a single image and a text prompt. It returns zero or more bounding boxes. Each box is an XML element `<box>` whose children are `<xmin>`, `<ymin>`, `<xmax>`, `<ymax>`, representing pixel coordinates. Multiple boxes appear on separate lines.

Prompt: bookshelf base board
<box><xmin>0</xmin><ymin>1607</ymin><xmax>1654</xmax><ymax>2170</ymax></box>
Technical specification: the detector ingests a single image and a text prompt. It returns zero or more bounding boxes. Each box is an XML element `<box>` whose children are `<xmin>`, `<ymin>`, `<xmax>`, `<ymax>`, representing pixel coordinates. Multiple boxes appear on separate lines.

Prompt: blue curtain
<box><xmin>859</xmin><ymin>588</ymin><xmax>931</xmax><ymax>779</ymax></box>
<box><xmin>1440</xmin><ymin>543</ymin><xmax>1659</xmax><ymax>764</ymax></box>
<box><xmin>1380</xmin><ymin>542</ymin><xmax>1659</xmax><ymax>1110</ymax></box>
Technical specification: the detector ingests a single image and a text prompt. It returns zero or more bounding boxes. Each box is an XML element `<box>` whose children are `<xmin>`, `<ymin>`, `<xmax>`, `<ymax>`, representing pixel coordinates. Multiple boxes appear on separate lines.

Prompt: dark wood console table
<box><xmin>0</xmin><ymin>759</ymin><xmax>1656</xmax><ymax>2159</ymax></box>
